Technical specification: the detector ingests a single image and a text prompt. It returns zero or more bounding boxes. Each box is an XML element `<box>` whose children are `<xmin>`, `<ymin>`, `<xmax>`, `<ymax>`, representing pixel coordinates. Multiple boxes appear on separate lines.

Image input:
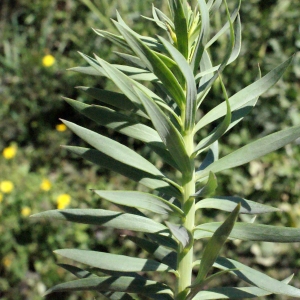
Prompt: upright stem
<box><xmin>176</xmin><ymin>129</ymin><xmax>195</xmax><ymax>300</ymax></box>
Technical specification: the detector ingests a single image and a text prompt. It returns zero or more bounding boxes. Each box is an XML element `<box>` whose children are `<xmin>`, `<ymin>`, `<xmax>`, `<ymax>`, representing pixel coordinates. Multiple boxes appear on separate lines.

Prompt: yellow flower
<box><xmin>0</xmin><ymin>181</ymin><xmax>14</xmax><ymax>193</ymax></box>
<box><xmin>2</xmin><ymin>145</ymin><xmax>17</xmax><ymax>159</ymax></box>
<box><xmin>0</xmin><ymin>193</ymin><xmax>3</xmax><ymax>202</ymax></box>
<box><xmin>3</xmin><ymin>256</ymin><xmax>12</xmax><ymax>268</ymax></box>
<box><xmin>57</xmin><ymin>193</ymin><xmax>71</xmax><ymax>209</ymax></box>
<box><xmin>42</xmin><ymin>54</ymin><xmax>55</xmax><ymax>67</ymax></box>
<box><xmin>40</xmin><ymin>179</ymin><xmax>52</xmax><ymax>191</ymax></box>
<box><xmin>56</xmin><ymin>123</ymin><xmax>67</xmax><ymax>132</ymax></box>
<box><xmin>21</xmin><ymin>206</ymin><xmax>31</xmax><ymax>217</ymax></box>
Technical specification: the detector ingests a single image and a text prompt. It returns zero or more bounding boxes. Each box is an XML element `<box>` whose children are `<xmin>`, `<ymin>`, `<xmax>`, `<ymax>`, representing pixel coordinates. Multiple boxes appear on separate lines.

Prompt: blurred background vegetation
<box><xmin>0</xmin><ymin>0</ymin><xmax>299</xmax><ymax>299</ymax></box>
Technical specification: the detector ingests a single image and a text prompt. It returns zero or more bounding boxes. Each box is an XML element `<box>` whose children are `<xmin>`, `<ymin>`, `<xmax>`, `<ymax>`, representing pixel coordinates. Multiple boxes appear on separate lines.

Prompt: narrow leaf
<box><xmin>194</xmin><ymin>75</ymin><xmax>231</xmax><ymax>153</ymax></box>
<box><xmin>76</xmin><ymin>87</ymin><xmax>146</xmax><ymax>117</ymax></box>
<box><xmin>127</xmin><ymin>236</ymin><xmax>177</xmax><ymax>269</ymax></box>
<box><xmin>94</xmin><ymin>190</ymin><xmax>184</xmax><ymax>216</ymax></box>
<box><xmin>159</xmin><ymin>36</ymin><xmax>197</xmax><ymax>130</ymax></box>
<box><xmin>64</xmin><ymin>98</ymin><xmax>179</xmax><ymax>169</ymax></box>
<box><xmin>44</xmin><ymin>276</ymin><xmax>173</xmax><ymax>298</ymax></box>
<box><xmin>165</xmin><ymin>222</ymin><xmax>191</xmax><ymax>248</ymax></box>
<box><xmin>195</xmin><ymin>56</ymin><xmax>294</xmax><ymax>132</ymax></box>
<box><xmin>62</xmin><ymin>146</ymin><xmax>181</xmax><ymax>197</ymax></box>
<box><xmin>114</xmin><ymin>21</ymin><xmax>185</xmax><ymax>108</ymax></box>
<box><xmin>194</xmin><ymin>204</ymin><xmax>240</xmax><ymax>283</ymax></box>
<box><xmin>62</xmin><ymin>120</ymin><xmax>164</xmax><ymax>178</ymax></box>
<box><xmin>196</xmin><ymin>125</ymin><xmax>300</xmax><ymax>180</ymax></box>
<box><xmin>195</xmin><ymin>196</ymin><xmax>280</xmax><ymax>214</ymax></box>
<box><xmin>134</xmin><ymin>87</ymin><xmax>191</xmax><ymax>175</ymax></box>
<box><xmin>194</xmin><ymin>222</ymin><xmax>300</xmax><ymax>243</ymax></box>
<box><xmin>197</xmin><ymin>141</ymin><xmax>219</xmax><ymax>171</ymax></box>
<box><xmin>213</xmin><ymin>257</ymin><xmax>300</xmax><ymax>298</ymax></box>
<box><xmin>55</xmin><ymin>249</ymin><xmax>173</xmax><ymax>272</ymax></box>
<box><xmin>31</xmin><ymin>209</ymin><xmax>167</xmax><ymax>234</ymax></box>
<box><xmin>190</xmin><ymin>0</ymin><xmax>210</xmax><ymax>74</ymax></box>
<box><xmin>193</xmin><ymin>171</ymin><xmax>217</xmax><ymax>198</ymax></box>
<box><xmin>173</xmin><ymin>0</ymin><xmax>188</xmax><ymax>58</ymax></box>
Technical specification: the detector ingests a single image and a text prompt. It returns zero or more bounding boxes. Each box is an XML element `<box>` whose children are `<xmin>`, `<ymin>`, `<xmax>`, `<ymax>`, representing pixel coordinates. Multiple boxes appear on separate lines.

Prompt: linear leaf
<box><xmin>147</xmin><ymin>233</ymin><xmax>178</xmax><ymax>250</ymax></box>
<box><xmin>195</xmin><ymin>13</ymin><xmax>241</xmax><ymax>82</ymax></box>
<box><xmin>63</xmin><ymin>98</ymin><xmax>179</xmax><ymax>169</ymax></box>
<box><xmin>206</xmin><ymin>1</ymin><xmax>240</xmax><ymax>48</ymax></box>
<box><xmin>195</xmin><ymin>56</ymin><xmax>293</xmax><ymax>132</ymax></box>
<box><xmin>31</xmin><ymin>209</ymin><xmax>167</xmax><ymax>234</ymax></box>
<box><xmin>58</xmin><ymin>264</ymin><xmax>97</xmax><ymax>279</ymax></box>
<box><xmin>63</xmin><ymin>146</ymin><xmax>181</xmax><ymax>197</ymax></box>
<box><xmin>114</xmin><ymin>52</ymin><xmax>146</xmax><ymax>69</ymax></box>
<box><xmin>194</xmin><ymin>204</ymin><xmax>240</xmax><ymax>284</ymax></box>
<box><xmin>165</xmin><ymin>222</ymin><xmax>190</xmax><ymax>248</ymax></box>
<box><xmin>62</xmin><ymin>120</ymin><xmax>163</xmax><ymax>177</ymax></box>
<box><xmin>213</xmin><ymin>257</ymin><xmax>300</xmax><ymax>298</ymax></box>
<box><xmin>159</xmin><ymin>36</ymin><xmax>197</xmax><ymax>130</ymax></box>
<box><xmin>95</xmin><ymin>55</ymin><xmax>179</xmax><ymax>119</ymax></box>
<box><xmin>55</xmin><ymin>249</ymin><xmax>173</xmax><ymax>272</ymax></box>
<box><xmin>196</xmin><ymin>125</ymin><xmax>300</xmax><ymax>180</ymax></box>
<box><xmin>94</xmin><ymin>190</ymin><xmax>184</xmax><ymax>216</ymax></box>
<box><xmin>190</xmin><ymin>0</ymin><xmax>210</xmax><ymax>74</ymax></box>
<box><xmin>172</xmin><ymin>0</ymin><xmax>188</xmax><ymax>58</ymax></box>
<box><xmin>127</xmin><ymin>236</ymin><xmax>177</xmax><ymax>269</ymax></box>
<box><xmin>193</xmin><ymin>276</ymin><xmax>293</xmax><ymax>300</ymax></box>
<box><xmin>193</xmin><ymin>171</ymin><xmax>217</xmax><ymax>198</ymax></box>
<box><xmin>114</xmin><ymin>21</ymin><xmax>185</xmax><ymax>108</ymax></box>
<box><xmin>194</xmin><ymin>76</ymin><xmax>231</xmax><ymax>153</ymax></box>
<box><xmin>195</xmin><ymin>196</ymin><xmax>280</xmax><ymax>214</ymax></box>
<box><xmin>44</xmin><ymin>276</ymin><xmax>173</xmax><ymax>298</ymax></box>
<box><xmin>68</xmin><ymin>66</ymin><xmax>102</xmax><ymax>76</ymax></box>
<box><xmin>194</xmin><ymin>222</ymin><xmax>300</xmax><ymax>242</ymax></box>
<box><xmin>197</xmin><ymin>141</ymin><xmax>219</xmax><ymax>172</ymax></box>
<box><xmin>134</xmin><ymin>87</ymin><xmax>191</xmax><ymax>175</ymax></box>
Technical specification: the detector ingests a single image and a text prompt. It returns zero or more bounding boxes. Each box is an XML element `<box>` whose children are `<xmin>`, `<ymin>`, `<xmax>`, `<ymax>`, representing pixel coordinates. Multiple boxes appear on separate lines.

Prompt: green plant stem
<box><xmin>176</xmin><ymin>129</ymin><xmax>195</xmax><ymax>300</ymax></box>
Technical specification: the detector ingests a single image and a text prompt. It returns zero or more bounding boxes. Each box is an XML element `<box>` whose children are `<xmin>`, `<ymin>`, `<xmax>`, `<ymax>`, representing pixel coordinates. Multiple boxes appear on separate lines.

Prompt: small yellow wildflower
<box><xmin>40</xmin><ymin>179</ymin><xmax>52</xmax><ymax>191</ymax></box>
<box><xmin>21</xmin><ymin>206</ymin><xmax>32</xmax><ymax>217</ymax></box>
<box><xmin>56</xmin><ymin>123</ymin><xmax>67</xmax><ymax>132</ymax></box>
<box><xmin>42</xmin><ymin>54</ymin><xmax>55</xmax><ymax>67</ymax></box>
<box><xmin>0</xmin><ymin>193</ymin><xmax>3</xmax><ymax>203</ymax></box>
<box><xmin>2</xmin><ymin>145</ymin><xmax>17</xmax><ymax>159</ymax></box>
<box><xmin>0</xmin><ymin>181</ymin><xmax>14</xmax><ymax>193</ymax></box>
<box><xmin>3</xmin><ymin>256</ymin><xmax>12</xmax><ymax>268</ymax></box>
<box><xmin>57</xmin><ymin>193</ymin><xmax>71</xmax><ymax>209</ymax></box>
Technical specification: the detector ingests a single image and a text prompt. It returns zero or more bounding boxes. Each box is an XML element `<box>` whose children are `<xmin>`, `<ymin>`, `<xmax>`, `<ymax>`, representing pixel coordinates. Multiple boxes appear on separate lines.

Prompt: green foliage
<box><xmin>31</xmin><ymin>0</ymin><xmax>300</xmax><ymax>299</ymax></box>
<box><xmin>1</xmin><ymin>0</ymin><xmax>300</xmax><ymax>299</ymax></box>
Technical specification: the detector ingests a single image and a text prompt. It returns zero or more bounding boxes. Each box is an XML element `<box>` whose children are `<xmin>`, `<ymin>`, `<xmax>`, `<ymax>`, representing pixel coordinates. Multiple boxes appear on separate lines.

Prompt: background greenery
<box><xmin>0</xmin><ymin>0</ymin><xmax>299</xmax><ymax>299</ymax></box>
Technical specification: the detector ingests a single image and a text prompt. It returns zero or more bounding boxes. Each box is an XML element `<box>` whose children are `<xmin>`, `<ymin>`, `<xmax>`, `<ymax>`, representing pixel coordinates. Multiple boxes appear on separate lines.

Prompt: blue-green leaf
<box><xmin>196</xmin><ymin>125</ymin><xmax>300</xmax><ymax>181</ymax></box>
<box><xmin>94</xmin><ymin>190</ymin><xmax>184</xmax><ymax>216</ymax></box>
<box><xmin>159</xmin><ymin>36</ymin><xmax>197</xmax><ymax>131</ymax></box>
<box><xmin>194</xmin><ymin>76</ymin><xmax>231</xmax><ymax>154</ymax></box>
<box><xmin>63</xmin><ymin>146</ymin><xmax>181</xmax><ymax>197</ymax></box>
<box><xmin>194</xmin><ymin>222</ymin><xmax>300</xmax><ymax>242</ymax></box>
<box><xmin>134</xmin><ymin>87</ymin><xmax>191</xmax><ymax>175</ymax></box>
<box><xmin>194</xmin><ymin>171</ymin><xmax>217</xmax><ymax>198</ymax></box>
<box><xmin>195</xmin><ymin>196</ymin><xmax>280</xmax><ymax>214</ymax></box>
<box><xmin>44</xmin><ymin>276</ymin><xmax>173</xmax><ymax>298</ymax></box>
<box><xmin>113</xmin><ymin>21</ymin><xmax>185</xmax><ymax>108</ymax></box>
<box><xmin>213</xmin><ymin>257</ymin><xmax>300</xmax><ymax>298</ymax></box>
<box><xmin>55</xmin><ymin>249</ymin><xmax>173</xmax><ymax>272</ymax></box>
<box><xmin>31</xmin><ymin>209</ymin><xmax>167</xmax><ymax>234</ymax></box>
<box><xmin>194</xmin><ymin>204</ymin><xmax>240</xmax><ymax>284</ymax></box>
<box><xmin>192</xmin><ymin>275</ymin><xmax>293</xmax><ymax>299</ymax></box>
<box><xmin>63</xmin><ymin>98</ymin><xmax>179</xmax><ymax>169</ymax></box>
<box><xmin>195</xmin><ymin>56</ymin><xmax>293</xmax><ymax>132</ymax></box>
<box><xmin>172</xmin><ymin>0</ymin><xmax>188</xmax><ymax>58</ymax></box>
<box><xmin>165</xmin><ymin>222</ymin><xmax>191</xmax><ymax>248</ymax></box>
<box><xmin>190</xmin><ymin>0</ymin><xmax>210</xmax><ymax>74</ymax></box>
